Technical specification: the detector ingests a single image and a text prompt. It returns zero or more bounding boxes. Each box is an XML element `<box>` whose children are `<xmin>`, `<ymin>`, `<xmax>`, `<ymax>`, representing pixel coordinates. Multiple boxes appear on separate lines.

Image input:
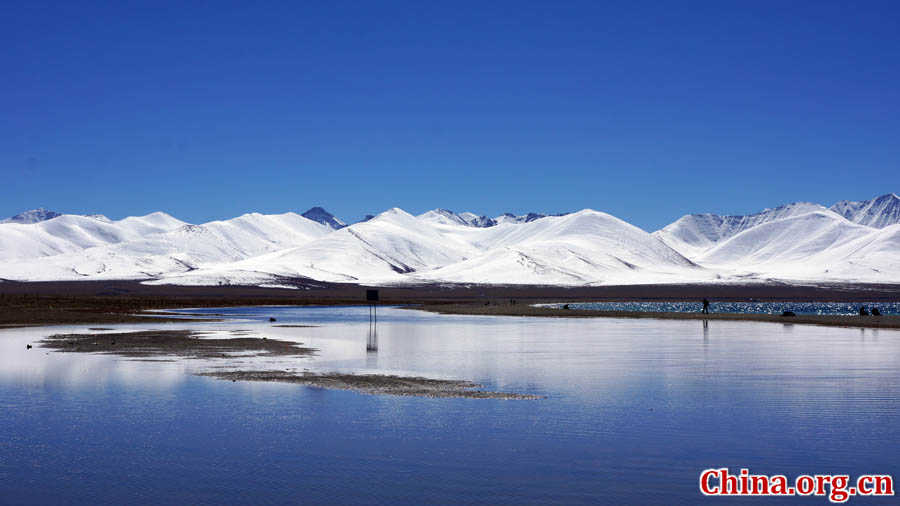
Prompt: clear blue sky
<box><xmin>2</xmin><ymin>0</ymin><xmax>898</xmax><ymax>231</ymax></box>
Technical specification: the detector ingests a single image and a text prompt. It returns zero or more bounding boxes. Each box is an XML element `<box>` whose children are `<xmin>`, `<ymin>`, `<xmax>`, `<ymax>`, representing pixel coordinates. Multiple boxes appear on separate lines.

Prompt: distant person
<box><xmin>872</xmin><ymin>307</ymin><xmax>881</xmax><ymax>316</ymax></box>
<box><xmin>702</xmin><ymin>298</ymin><xmax>710</xmax><ymax>314</ymax></box>
<box><xmin>859</xmin><ymin>306</ymin><xmax>869</xmax><ymax>316</ymax></box>
<box><xmin>563</xmin><ymin>304</ymin><xmax>570</xmax><ymax>310</ymax></box>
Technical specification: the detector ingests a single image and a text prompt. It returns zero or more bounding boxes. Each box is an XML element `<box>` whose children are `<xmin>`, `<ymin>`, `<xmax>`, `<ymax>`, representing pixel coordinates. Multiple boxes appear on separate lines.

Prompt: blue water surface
<box><xmin>1</xmin><ymin>306</ymin><xmax>898</xmax><ymax>505</ymax></box>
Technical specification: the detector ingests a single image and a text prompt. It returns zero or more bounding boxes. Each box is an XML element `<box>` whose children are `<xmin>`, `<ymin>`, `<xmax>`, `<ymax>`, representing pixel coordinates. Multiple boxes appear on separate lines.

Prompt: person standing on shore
<box><xmin>702</xmin><ymin>298</ymin><xmax>710</xmax><ymax>314</ymax></box>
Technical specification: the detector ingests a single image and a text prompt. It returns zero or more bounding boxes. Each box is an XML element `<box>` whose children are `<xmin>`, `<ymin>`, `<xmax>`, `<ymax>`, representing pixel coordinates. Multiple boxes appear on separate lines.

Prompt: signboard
<box><xmin>366</xmin><ymin>289</ymin><xmax>379</xmax><ymax>302</ymax></box>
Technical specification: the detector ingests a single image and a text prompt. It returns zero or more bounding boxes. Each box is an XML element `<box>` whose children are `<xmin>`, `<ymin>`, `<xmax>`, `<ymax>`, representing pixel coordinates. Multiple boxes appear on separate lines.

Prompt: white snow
<box><xmin>0</xmin><ymin>212</ymin><xmax>187</xmax><ymax>261</ymax></box>
<box><xmin>173</xmin><ymin>208</ymin><xmax>475</xmax><ymax>285</ymax></box>
<box><xmin>417</xmin><ymin>209</ymin><xmax>497</xmax><ymax>228</ymax></box>
<box><xmin>0</xmin><ymin>208</ymin><xmax>63</xmax><ymax>224</ymax></box>
<box><xmin>0</xmin><ymin>212</ymin><xmax>328</xmax><ymax>281</ymax></box>
<box><xmin>653</xmin><ymin>202</ymin><xmax>827</xmax><ymax>259</ymax></box>
<box><xmin>830</xmin><ymin>193</ymin><xmax>900</xmax><ymax>229</ymax></box>
<box><xmin>411</xmin><ymin>210</ymin><xmax>703</xmax><ymax>285</ymax></box>
<box><xmin>3</xmin><ymin>195</ymin><xmax>900</xmax><ymax>286</ymax></box>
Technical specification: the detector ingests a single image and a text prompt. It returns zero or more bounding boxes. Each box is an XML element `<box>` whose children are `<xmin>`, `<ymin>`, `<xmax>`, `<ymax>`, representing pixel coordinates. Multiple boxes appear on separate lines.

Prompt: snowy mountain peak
<box><xmin>494</xmin><ymin>212</ymin><xmax>541</xmax><ymax>225</ymax></box>
<box><xmin>830</xmin><ymin>193</ymin><xmax>900</xmax><ymax>228</ymax></box>
<box><xmin>371</xmin><ymin>207</ymin><xmax>418</xmax><ymax>222</ymax></box>
<box><xmin>418</xmin><ymin>209</ymin><xmax>468</xmax><ymax>226</ymax></box>
<box><xmin>1</xmin><ymin>208</ymin><xmax>63</xmax><ymax>224</ymax></box>
<box><xmin>653</xmin><ymin>201</ymin><xmax>828</xmax><ymax>259</ymax></box>
<box><xmin>418</xmin><ymin>209</ymin><xmax>497</xmax><ymax>228</ymax></box>
<box><xmin>460</xmin><ymin>213</ymin><xmax>497</xmax><ymax>228</ymax></box>
<box><xmin>4</xmin><ymin>195</ymin><xmax>900</xmax><ymax>287</ymax></box>
<box><xmin>493</xmin><ymin>211</ymin><xmax>569</xmax><ymax>225</ymax></box>
<box><xmin>301</xmin><ymin>207</ymin><xmax>346</xmax><ymax>230</ymax></box>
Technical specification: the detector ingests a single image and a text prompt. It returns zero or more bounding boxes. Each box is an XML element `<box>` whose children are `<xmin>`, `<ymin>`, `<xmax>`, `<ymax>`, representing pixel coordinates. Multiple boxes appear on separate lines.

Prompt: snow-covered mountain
<box><xmin>656</xmin><ymin>194</ymin><xmax>900</xmax><ymax>260</ymax></box>
<box><xmin>301</xmin><ymin>207</ymin><xmax>346</xmax><ymax>230</ymax></box>
<box><xmin>417</xmin><ymin>209</ymin><xmax>497</xmax><ymax>228</ymax></box>
<box><xmin>161</xmin><ymin>208</ymin><xmax>476</xmax><ymax>285</ymax></box>
<box><xmin>494</xmin><ymin>212</ymin><xmax>568</xmax><ymax>225</ymax></box>
<box><xmin>2</xmin><ymin>194</ymin><xmax>899</xmax><ymax>286</ymax></box>
<box><xmin>149</xmin><ymin>208</ymin><xmax>705</xmax><ymax>287</ymax></box>
<box><xmin>694</xmin><ymin>210</ymin><xmax>900</xmax><ymax>283</ymax></box>
<box><xmin>418</xmin><ymin>209</ymin><xmax>569</xmax><ymax>227</ymax></box>
<box><xmin>0</xmin><ymin>212</ymin><xmax>329</xmax><ymax>281</ymax></box>
<box><xmin>0</xmin><ymin>212</ymin><xmax>187</xmax><ymax>261</ymax></box>
<box><xmin>1</xmin><ymin>208</ymin><xmax>63</xmax><ymax>224</ymax></box>
<box><xmin>415</xmin><ymin>210</ymin><xmax>701</xmax><ymax>285</ymax></box>
<box><xmin>653</xmin><ymin>202</ymin><xmax>827</xmax><ymax>259</ymax></box>
<box><xmin>830</xmin><ymin>193</ymin><xmax>900</xmax><ymax>229</ymax></box>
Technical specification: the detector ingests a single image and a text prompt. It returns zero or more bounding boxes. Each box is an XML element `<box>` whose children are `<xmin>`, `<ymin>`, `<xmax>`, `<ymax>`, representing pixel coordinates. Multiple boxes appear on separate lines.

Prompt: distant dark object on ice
<box><xmin>269</xmin><ymin>317</ymin><xmax>277</xmax><ymax>322</ymax></box>
<box><xmin>26</xmin><ymin>344</ymin><xmax>32</xmax><ymax>349</ymax></box>
<box><xmin>781</xmin><ymin>311</ymin><xmax>796</xmax><ymax>317</ymax></box>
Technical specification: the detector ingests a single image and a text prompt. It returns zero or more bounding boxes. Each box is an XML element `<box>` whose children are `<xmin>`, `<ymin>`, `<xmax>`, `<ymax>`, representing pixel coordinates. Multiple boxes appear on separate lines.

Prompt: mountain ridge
<box><xmin>1</xmin><ymin>208</ymin><xmax>63</xmax><ymax>224</ymax></box>
<box><xmin>2</xmin><ymin>193</ymin><xmax>898</xmax><ymax>286</ymax></box>
<box><xmin>830</xmin><ymin>193</ymin><xmax>900</xmax><ymax>229</ymax></box>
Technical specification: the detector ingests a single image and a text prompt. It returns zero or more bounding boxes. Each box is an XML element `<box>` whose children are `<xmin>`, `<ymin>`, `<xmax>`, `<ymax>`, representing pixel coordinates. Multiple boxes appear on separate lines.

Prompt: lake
<box><xmin>1</xmin><ymin>306</ymin><xmax>898</xmax><ymax>505</ymax></box>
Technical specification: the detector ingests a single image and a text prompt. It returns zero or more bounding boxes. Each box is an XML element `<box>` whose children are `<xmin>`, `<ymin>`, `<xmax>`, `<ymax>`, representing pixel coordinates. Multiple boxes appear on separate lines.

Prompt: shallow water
<box><xmin>1</xmin><ymin>306</ymin><xmax>899</xmax><ymax>505</ymax></box>
<box><xmin>542</xmin><ymin>301</ymin><xmax>900</xmax><ymax>315</ymax></box>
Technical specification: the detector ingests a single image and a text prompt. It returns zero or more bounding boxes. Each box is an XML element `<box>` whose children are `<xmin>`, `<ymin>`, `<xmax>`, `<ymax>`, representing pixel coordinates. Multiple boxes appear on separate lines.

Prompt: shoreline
<box><xmin>415</xmin><ymin>304</ymin><xmax>900</xmax><ymax>330</ymax></box>
<box><xmin>2</xmin><ymin>280</ymin><xmax>900</xmax><ymax>329</ymax></box>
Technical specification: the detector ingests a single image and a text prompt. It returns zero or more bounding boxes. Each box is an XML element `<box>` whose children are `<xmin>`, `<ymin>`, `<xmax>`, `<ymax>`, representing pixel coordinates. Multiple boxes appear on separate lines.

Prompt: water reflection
<box><xmin>366</xmin><ymin>326</ymin><xmax>378</xmax><ymax>352</ymax></box>
<box><xmin>3</xmin><ymin>307</ymin><xmax>900</xmax><ymax>505</ymax></box>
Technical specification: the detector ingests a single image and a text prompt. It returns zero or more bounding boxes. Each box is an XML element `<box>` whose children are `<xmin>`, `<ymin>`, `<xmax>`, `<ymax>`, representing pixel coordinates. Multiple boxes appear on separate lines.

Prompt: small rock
<box><xmin>26</xmin><ymin>344</ymin><xmax>32</xmax><ymax>350</ymax></box>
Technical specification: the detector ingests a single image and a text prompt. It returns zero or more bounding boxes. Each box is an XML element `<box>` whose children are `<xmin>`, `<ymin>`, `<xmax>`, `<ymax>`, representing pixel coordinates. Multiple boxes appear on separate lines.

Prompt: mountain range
<box><xmin>1</xmin><ymin>194</ymin><xmax>898</xmax><ymax>287</ymax></box>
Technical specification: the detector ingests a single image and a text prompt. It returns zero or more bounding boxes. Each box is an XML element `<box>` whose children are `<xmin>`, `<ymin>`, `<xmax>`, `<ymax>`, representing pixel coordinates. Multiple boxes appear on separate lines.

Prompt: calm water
<box><xmin>541</xmin><ymin>301</ymin><xmax>900</xmax><ymax>315</ymax></box>
<box><xmin>1</xmin><ymin>306</ymin><xmax>899</xmax><ymax>505</ymax></box>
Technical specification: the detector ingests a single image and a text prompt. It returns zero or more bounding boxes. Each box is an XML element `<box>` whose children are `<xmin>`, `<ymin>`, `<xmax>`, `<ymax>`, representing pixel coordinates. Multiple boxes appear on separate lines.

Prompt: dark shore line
<box><xmin>416</xmin><ymin>304</ymin><xmax>900</xmax><ymax>329</ymax></box>
<box><xmin>2</xmin><ymin>279</ymin><xmax>900</xmax><ymax>328</ymax></box>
